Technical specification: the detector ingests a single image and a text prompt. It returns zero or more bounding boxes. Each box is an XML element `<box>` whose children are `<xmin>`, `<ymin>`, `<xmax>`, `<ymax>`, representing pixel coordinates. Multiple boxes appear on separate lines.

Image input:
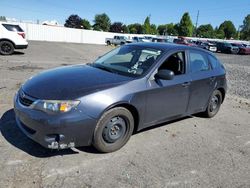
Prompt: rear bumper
<box><xmin>14</xmin><ymin>93</ymin><xmax>97</xmax><ymax>149</ymax></box>
<box><xmin>15</xmin><ymin>44</ymin><xmax>28</xmax><ymax>49</ymax></box>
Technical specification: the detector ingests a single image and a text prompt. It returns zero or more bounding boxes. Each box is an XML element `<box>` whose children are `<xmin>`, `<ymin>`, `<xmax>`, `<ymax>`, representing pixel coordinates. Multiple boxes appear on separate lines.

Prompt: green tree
<box><xmin>82</xmin><ymin>19</ymin><xmax>91</xmax><ymax>30</ymax></box>
<box><xmin>214</xmin><ymin>27</ymin><xmax>225</xmax><ymax>39</ymax></box>
<box><xmin>240</xmin><ymin>14</ymin><xmax>250</xmax><ymax>40</ymax></box>
<box><xmin>166</xmin><ymin>23</ymin><xmax>178</xmax><ymax>36</ymax></box>
<box><xmin>143</xmin><ymin>16</ymin><xmax>151</xmax><ymax>34</ymax></box>
<box><xmin>174</xmin><ymin>24</ymin><xmax>180</xmax><ymax>36</ymax></box>
<box><xmin>64</xmin><ymin>14</ymin><xmax>82</xmax><ymax>29</ymax></box>
<box><xmin>157</xmin><ymin>24</ymin><xmax>167</xmax><ymax>35</ymax></box>
<box><xmin>93</xmin><ymin>13</ymin><xmax>111</xmax><ymax>31</ymax></box>
<box><xmin>128</xmin><ymin>23</ymin><xmax>143</xmax><ymax>34</ymax></box>
<box><xmin>196</xmin><ymin>24</ymin><xmax>214</xmax><ymax>38</ymax></box>
<box><xmin>150</xmin><ymin>24</ymin><xmax>157</xmax><ymax>34</ymax></box>
<box><xmin>128</xmin><ymin>25</ymin><xmax>137</xmax><ymax>34</ymax></box>
<box><xmin>178</xmin><ymin>12</ymin><xmax>193</xmax><ymax>36</ymax></box>
<box><xmin>122</xmin><ymin>24</ymin><xmax>129</xmax><ymax>33</ymax></box>
<box><xmin>219</xmin><ymin>20</ymin><xmax>237</xmax><ymax>39</ymax></box>
<box><xmin>0</xmin><ymin>16</ymin><xmax>6</xmax><ymax>21</ymax></box>
<box><xmin>109</xmin><ymin>22</ymin><xmax>123</xmax><ymax>33</ymax></box>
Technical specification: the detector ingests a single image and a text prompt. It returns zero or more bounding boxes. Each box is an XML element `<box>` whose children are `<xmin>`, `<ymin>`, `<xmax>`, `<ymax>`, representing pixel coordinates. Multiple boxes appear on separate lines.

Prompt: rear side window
<box><xmin>2</xmin><ymin>24</ymin><xmax>24</xmax><ymax>32</ymax></box>
<box><xmin>208</xmin><ymin>55</ymin><xmax>219</xmax><ymax>69</ymax></box>
<box><xmin>189</xmin><ymin>51</ymin><xmax>210</xmax><ymax>73</ymax></box>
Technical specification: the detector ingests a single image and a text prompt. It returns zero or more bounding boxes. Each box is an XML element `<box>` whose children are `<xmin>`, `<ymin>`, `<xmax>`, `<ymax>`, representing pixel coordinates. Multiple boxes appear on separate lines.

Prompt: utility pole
<box><xmin>195</xmin><ymin>10</ymin><xmax>200</xmax><ymax>37</ymax></box>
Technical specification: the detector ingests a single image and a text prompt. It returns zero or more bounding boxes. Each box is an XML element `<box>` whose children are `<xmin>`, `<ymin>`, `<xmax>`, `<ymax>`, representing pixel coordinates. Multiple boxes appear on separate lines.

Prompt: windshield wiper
<box><xmin>92</xmin><ymin>64</ymin><xmax>115</xmax><ymax>73</ymax></box>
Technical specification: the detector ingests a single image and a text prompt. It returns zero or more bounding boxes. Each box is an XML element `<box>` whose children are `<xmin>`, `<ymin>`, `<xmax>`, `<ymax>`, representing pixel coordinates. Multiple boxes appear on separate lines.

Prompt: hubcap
<box><xmin>210</xmin><ymin>95</ymin><xmax>219</xmax><ymax>112</ymax></box>
<box><xmin>102</xmin><ymin>116</ymin><xmax>127</xmax><ymax>143</ymax></box>
<box><xmin>1</xmin><ymin>43</ymin><xmax>11</xmax><ymax>53</ymax></box>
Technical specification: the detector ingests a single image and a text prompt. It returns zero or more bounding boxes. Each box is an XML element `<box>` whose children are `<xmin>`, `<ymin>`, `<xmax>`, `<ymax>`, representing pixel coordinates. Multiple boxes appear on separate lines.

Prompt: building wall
<box><xmin>2</xmin><ymin>22</ymin><xmax>249</xmax><ymax>45</ymax></box>
<box><xmin>17</xmin><ymin>23</ymin><xmax>155</xmax><ymax>44</ymax></box>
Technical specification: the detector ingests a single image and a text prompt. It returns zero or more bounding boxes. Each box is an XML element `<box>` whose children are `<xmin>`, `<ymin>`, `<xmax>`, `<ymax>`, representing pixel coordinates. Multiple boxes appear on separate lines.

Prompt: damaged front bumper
<box><xmin>14</xmin><ymin>94</ymin><xmax>97</xmax><ymax>149</ymax></box>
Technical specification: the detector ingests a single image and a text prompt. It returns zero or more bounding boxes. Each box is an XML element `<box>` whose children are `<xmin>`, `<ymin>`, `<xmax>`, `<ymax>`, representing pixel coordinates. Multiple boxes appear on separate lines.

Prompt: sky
<box><xmin>0</xmin><ymin>0</ymin><xmax>249</xmax><ymax>29</ymax></box>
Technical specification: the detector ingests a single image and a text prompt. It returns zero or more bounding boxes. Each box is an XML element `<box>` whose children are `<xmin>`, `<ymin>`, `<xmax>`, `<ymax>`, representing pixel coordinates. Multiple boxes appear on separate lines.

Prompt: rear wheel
<box><xmin>203</xmin><ymin>90</ymin><xmax>222</xmax><ymax>118</ymax></box>
<box><xmin>106</xmin><ymin>41</ymin><xmax>111</xmax><ymax>45</ymax></box>
<box><xmin>0</xmin><ymin>41</ymin><xmax>14</xmax><ymax>55</ymax></box>
<box><xmin>93</xmin><ymin>107</ymin><xmax>134</xmax><ymax>153</ymax></box>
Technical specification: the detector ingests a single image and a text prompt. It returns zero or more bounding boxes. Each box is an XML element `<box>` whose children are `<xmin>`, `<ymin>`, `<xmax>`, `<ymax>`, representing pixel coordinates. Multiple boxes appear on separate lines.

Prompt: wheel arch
<box><xmin>105</xmin><ymin>102</ymin><xmax>140</xmax><ymax>133</ymax></box>
<box><xmin>0</xmin><ymin>38</ymin><xmax>16</xmax><ymax>48</ymax></box>
<box><xmin>217</xmin><ymin>87</ymin><xmax>225</xmax><ymax>103</ymax></box>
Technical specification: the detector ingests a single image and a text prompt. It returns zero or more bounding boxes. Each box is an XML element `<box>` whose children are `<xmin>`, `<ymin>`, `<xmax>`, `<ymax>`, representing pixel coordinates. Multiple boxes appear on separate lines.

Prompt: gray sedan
<box><xmin>14</xmin><ymin>43</ymin><xmax>227</xmax><ymax>153</ymax></box>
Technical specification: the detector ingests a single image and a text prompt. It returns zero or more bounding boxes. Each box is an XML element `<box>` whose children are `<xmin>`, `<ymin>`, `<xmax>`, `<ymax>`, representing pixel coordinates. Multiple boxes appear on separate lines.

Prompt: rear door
<box><xmin>187</xmin><ymin>50</ymin><xmax>215</xmax><ymax>113</ymax></box>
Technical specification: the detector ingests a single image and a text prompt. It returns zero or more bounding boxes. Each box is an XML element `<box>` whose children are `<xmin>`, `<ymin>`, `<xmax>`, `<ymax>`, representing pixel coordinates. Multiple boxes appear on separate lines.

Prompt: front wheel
<box><xmin>93</xmin><ymin>107</ymin><xmax>134</xmax><ymax>153</ymax></box>
<box><xmin>203</xmin><ymin>90</ymin><xmax>222</xmax><ymax>118</ymax></box>
<box><xmin>0</xmin><ymin>41</ymin><xmax>14</xmax><ymax>55</ymax></box>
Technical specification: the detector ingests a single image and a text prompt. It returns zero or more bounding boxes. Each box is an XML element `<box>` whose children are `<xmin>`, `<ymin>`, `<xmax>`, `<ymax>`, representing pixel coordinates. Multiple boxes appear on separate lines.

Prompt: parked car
<box><xmin>216</xmin><ymin>42</ymin><xmax>239</xmax><ymax>54</ymax></box>
<box><xmin>14</xmin><ymin>43</ymin><xmax>227</xmax><ymax>153</ymax></box>
<box><xmin>173</xmin><ymin>38</ymin><xmax>197</xmax><ymax>47</ymax></box>
<box><xmin>132</xmin><ymin>36</ymin><xmax>151</xmax><ymax>43</ymax></box>
<box><xmin>144</xmin><ymin>36</ymin><xmax>153</xmax><ymax>41</ymax></box>
<box><xmin>197</xmin><ymin>41</ymin><xmax>217</xmax><ymax>52</ymax></box>
<box><xmin>152</xmin><ymin>37</ymin><xmax>168</xmax><ymax>43</ymax></box>
<box><xmin>0</xmin><ymin>22</ymin><xmax>28</xmax><ymax>55</ymax></box>
<box><xmin>231</xmin><ymin>43</ymin><xmax>250</xmax><ymax>55</ymax></box>
<box><xmin>105</xmin><ymin>35</ymin><xmax>130</xmax><ymax>46</ymax></box>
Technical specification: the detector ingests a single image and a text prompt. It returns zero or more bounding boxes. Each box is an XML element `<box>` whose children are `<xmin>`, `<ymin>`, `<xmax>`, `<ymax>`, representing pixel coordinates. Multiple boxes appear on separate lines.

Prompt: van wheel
<box><xmin>107</xmin><ymin>41</ymin><xmax>111</xmax><ymax>45</ymax></box>
<box><xmin>203</xmin><ymin>90</ymin><xmax>222</xmax><ymax>118</ymax></box>
<box><xmin>0</xmin><ymin>41</ymin><xmax>14</xmax><ymax>55</ymax></box>
<box><xmin>93</xmin><ymin>107</ymin><xmax>134</xmax><ymax>153</ymax></box>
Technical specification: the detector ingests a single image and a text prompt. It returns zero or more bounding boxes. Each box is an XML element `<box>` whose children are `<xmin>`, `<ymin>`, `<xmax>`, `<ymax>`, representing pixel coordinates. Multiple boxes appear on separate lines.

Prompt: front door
<box><xmin>144</xmin><ymin>51</ymin><xmax>191</xmax><ymax>127</ymax></box>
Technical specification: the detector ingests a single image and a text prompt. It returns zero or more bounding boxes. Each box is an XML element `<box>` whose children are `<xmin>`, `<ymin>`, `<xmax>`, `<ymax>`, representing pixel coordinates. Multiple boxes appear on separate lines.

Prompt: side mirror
<box><xmin>155</xmin><ymin>69</ymin><xmax>174</xmax><ymax>80</ymax></box>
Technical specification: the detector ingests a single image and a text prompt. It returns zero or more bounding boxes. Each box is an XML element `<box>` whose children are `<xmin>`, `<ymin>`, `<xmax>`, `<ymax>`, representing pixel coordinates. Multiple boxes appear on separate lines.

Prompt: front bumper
<box><xmin>14</xmin><ymin>93</ymin><xmax>97</xmax><ymax>149</ymax></box>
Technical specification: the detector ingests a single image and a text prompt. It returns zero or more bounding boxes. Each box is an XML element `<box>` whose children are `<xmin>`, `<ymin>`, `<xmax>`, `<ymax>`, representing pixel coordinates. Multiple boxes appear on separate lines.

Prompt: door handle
<box><xmin>182</xmin><ymin>82</ymin><xmax>191</xmax><ymax>87</ymax></box>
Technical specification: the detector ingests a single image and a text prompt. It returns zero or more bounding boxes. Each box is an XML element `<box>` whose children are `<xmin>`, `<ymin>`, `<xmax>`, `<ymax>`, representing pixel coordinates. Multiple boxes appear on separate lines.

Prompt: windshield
<box><xmin>224</xmin><ymin>43</ymin><xmax>232</xmax><ymax>47</ymax></box>
<box><xmin>91</xmin><ymin>45</ymin><xmax>163</xmax><ymax>77</ymax></box>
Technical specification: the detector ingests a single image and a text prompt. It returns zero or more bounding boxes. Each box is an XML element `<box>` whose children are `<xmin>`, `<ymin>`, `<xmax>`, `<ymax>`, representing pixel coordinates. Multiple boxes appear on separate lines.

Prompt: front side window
<box><xmin>159</xmin><ymin>51</ymin><xmax>186</xmax><ymax>75</ymax></box>
<box><xmin>189</xmin><ymin>51</ymin><xmax>210</xmax><ymax>73</ymax></box>
<box><xmin>91</xmin><ymin>46</ymin><xmax>163</xmax><ymax>77</ymax></box>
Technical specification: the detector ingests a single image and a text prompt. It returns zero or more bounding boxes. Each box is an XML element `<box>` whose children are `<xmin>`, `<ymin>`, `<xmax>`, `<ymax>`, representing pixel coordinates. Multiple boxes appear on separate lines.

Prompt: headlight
<box><xmin>32</xmin><ymin>100</ymin><xmax>80</xmax><ymax>113</ymax></box>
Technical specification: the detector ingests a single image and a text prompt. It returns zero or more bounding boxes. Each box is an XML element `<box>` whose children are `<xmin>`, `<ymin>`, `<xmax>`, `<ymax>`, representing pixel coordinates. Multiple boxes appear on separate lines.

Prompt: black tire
<box><xmin>106</xmin><ymin>41</ymin><xmax>111</xmax><ymax>46</ymax></box>
<box><xmin>203</xmin><ymin>90</ymin><xmax>222</xmax><ymax>118</ymax></box>
<box><xmin>120</xmin><ymin>42</ymin><xmax>125</xmax><ymax>45</ymax></box>
<box><xmin>93</xmin><ymin>107</ymin><xmax>134</xmax><ymax>153</ymax></box>
<box><xmin>0</xmin><ymin>41</ymin><xmax>14</xmax><ymax>55</ymax></box>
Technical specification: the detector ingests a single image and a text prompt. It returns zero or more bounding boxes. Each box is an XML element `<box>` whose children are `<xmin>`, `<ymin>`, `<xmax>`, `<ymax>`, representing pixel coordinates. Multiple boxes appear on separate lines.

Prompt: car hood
<box><xmin>22</xmin><ymin>65</ymin><xmax>132</xmax><ymax>100</ymax></box>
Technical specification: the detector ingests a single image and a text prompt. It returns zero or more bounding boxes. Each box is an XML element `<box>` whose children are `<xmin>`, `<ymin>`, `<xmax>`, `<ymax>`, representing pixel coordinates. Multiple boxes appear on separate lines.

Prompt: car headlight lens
<box><xmin>33</xmin><ymin>100</ymin><xmax>80</xmax><ymax>113</ymax></box>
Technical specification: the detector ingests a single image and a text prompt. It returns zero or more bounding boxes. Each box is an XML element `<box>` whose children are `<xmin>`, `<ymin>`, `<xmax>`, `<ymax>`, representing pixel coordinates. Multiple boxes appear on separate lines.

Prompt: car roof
<box><xmin>0</xmin><ymin>22</ymin><xmax>19</xmax><ymax>26</ymax></box>
<box><xmin>126</xmin><ymin>42</ymin><xmax>215</xmax><ymax>56</ymax></box>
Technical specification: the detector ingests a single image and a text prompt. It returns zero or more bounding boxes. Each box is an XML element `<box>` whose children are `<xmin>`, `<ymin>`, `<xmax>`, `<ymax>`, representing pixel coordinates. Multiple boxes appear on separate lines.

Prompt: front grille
<box><xmin>18</xmin><ymin>91</ymin><xmax>35</xmax><ymax>107</ymax></box>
